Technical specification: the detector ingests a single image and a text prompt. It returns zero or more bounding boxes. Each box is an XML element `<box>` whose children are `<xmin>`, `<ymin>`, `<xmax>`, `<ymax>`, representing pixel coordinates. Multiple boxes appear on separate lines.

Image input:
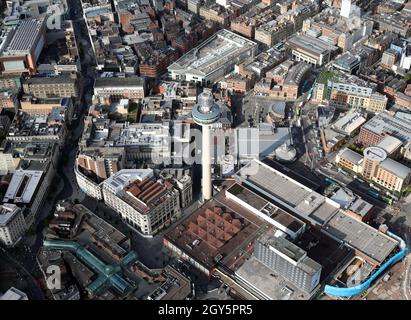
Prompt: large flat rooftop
<box><xmin>235</xmin><ymin>256</ymin><xmax>311</xmax><ymax>300</ymax></box>
<box><xmin>168</xmin><ymin>29</ymin><xmax>257</xmax><ymax>77</ymax></box>
<box><xmin>3</xmin><ymin>169</ymin><xmax>43</xmax><ymax>204</ymax></box>
<box><xmin>23</xmin><ymin>74</ymin><xmax>77</xmax><ymax>85</ymax></box>
<box><xmin>3</xmin><ymin>19</ymin><xmax>45</xmax><ymax>55</ymax></box>
<box><xmin>0</xmin><ymin>204</ymin><xmax>21</xmax><ymax>226</ymax></box>
<box><xmin>226</xmin><ymin>183</ymin><xmax>305</xmax><ymax>235</ymax></box>
<box><xmin>235</xmin><ymin>160</ymin><xmax>340</xmax><ymax>226</ymax></box>
<box><xmin>287</xmin><ymin>34</ymin><xmax>338</xmax><ymax>57</ymax></box>
<box><xmin>361</xmin><ymin>112</ymin><xmax>411</xmax><ymax>145</ymax></box>
<box><xmin>323</xmin><ymin>212</ymin><xmax>398</xmax><ymax>264</ymax></box>
<box><xmin>114</xmin><ymin>123</ymin><xmax>170</xmax><ymax>147</ymax></box>
<box><xmin>235</xmin><ymin>159</ymin><xmax>399</xmax><ymax>265</ymax></box>
<box><xmin>94</xmin><ymin>77</ymin><xmax>144</xmax><ymax>88</ymax></box>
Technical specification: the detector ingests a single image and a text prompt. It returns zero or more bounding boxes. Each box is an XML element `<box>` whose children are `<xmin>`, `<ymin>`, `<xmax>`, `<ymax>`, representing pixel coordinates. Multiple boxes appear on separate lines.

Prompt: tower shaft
<box><xmin>202</xmin><ymin>124</ymin><xmax>212</xmax><ymax>201</ymax></box>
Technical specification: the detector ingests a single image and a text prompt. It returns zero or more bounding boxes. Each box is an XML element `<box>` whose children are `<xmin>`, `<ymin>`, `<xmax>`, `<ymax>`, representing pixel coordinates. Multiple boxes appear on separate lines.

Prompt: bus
<box><xmin>367</xmin><ymin>189</ymin><xmax>393</xmax><ymax>205</ymax></box>
<box><xmin>302</xmin><ymin>80</ymin><xmax>309</xmax><ymax>92</ymax></box>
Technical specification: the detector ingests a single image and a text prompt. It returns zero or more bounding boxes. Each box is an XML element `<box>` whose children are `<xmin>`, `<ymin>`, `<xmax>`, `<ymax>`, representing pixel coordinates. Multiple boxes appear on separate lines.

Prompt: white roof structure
<box><xmin>103</xmin><ymin>169</ymin><xmax>153</xmax><ymax>194</ymax></box>
<box><xmin>332</xmin><ymin>112</ymin><xmax>366</xmax><ymax>135</ymax></box>
<box><xmin>235</xmin><ymin>159</ymin><xmax>340</xmax><ymax>226</ymax></box>
<box><xmin>377</xmin><ymin>136</ymin><xmax>403</xmax><ymax>155</ymax></box>
<box><xmin>168</xmin><ymin>29</ymin><xmax>257</xmax><ymax>81</ymax></box>
<box><xmin>3</xmin><ymin>170</ymin><xmax>43</xmax><ymax>204</ymax></box>
<box><xmin>338</xmin><ymin>148</ymin><xmax>363</xmax><ymax>165</ymax></box>
<box><xmin>0</xmin><ymin>287</ymin><xmax>28</xmax><ymax>300</ymax></box>
<box><xmin>0</xmin><ymin>203</ymin><xmax>21</xmax><ymax>226</ymax></box>
<box><xmin>115</xmin><ymin>123</ymin><xmax>170</xmax><ymax>147</ymax></box>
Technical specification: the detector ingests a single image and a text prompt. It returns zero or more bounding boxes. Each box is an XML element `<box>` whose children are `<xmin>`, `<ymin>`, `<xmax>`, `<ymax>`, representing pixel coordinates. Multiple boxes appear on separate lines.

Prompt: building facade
<box><xmin>0</xmin><ymin>19</ymin><xmax>47</xmax><ymax>75</ymax></box>
<box><xmin>22</xmin><ymin>74</ymin><xmax>79</xmax><ymax>99</ymax></box>
<box><xmin>336</xmin><ymin>146</ymin><xmax>411</xmax><ymax>193</ymax></box>
<box><xmin>94</xmin><ymin>77</ymin><xmax>145</xmax><ymax>104</ymax></box>
<box><xmin>254</xmin><ymin>231</ymin><xmax>322</xmax><ymax>293</ymax></box>
<box><xmin>102</xmin><ymin>170</ymin><xmax>181</xmax><ymax>236</ymax></box>
<box><xmin>0</xmin><ymin>204</ymin><xmax>26</xmax><ymax>247</ymax></box>
<box><xmin>74</xmin><ymin>162</ymin><xmax>104</xmax><ymax>201</ymax></box>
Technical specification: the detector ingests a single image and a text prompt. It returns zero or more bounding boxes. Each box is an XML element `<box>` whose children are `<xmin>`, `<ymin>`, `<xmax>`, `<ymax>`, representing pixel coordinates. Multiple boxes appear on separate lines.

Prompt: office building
<box><xmin>0</xmin><ymin>74</ymin><xmax>22</xmax><ymax>90</ymax></box>
<box><xmin>22</xmin><ymin>74</ymin><xmax>79</xmax><ymax>99</ymax></box>
<box><xmin>340</xmin><ymin>0</ymin><xmax>352</xmax><ymax>18</ymax></box>
<box><xmin>336</xmin><ymin>146</ymin><xmax>411</xmax><ymax>192</ymax></box>
<box><xmin>0</xmin><ymin>287</ymin><xmax>29</xmax><ymax>300</ymax></box>
<box><xmin>331</xmin><ymin>112</ymin><xmax>366</xmax><ymax>136</ymax></box>
<box><xmin>0</xmin><ymin>204</ymin><xmax>26</xmax><ymax>247</ymax></box>
<box><xmin>198</xmin><ymin>5</ymin><xmax>230</xmax><ymax>27</ymax></box>
<box><xmin>381</xmin><ymin>49</ymin><xmax>398</xmax><ymax>69</ymax></box>
<box><xmin>187</xmin><ymin>0</ymin><xmax>201</xmax><ymax>15</ymax></box>
<box><xmin>77</xmin><ymin>148</ymin><xmax>125</xmax><ymax>181</ymax></box>
<box><xmin>160</xmin><ymin>169</ymin><xmax>194</xmax><ymax>209</ymax></box>
<box><xmin>103</xmin><ymin>169</ymin><xmax>181</xmax><ymax>236</ymax></box>
<box><xmin>254</xmin><ymin>231</ymin><xmax>322</xmax><ymax>293</ymax></box>
<box><xmin>3</xmin><ymin>168</ymin><xmax>50</xmax><ymax>226</ymax></box>
<box><xmin>368</xmin><ymin>12</ymin><xmax>411</xmax><ymax>38</ymax></box>
<box><xmin>75</xmin><ymin>148</ymin><xmax>125</xmax><ymax>200</ymax></box>
<box><xmin>75</xmin><ymin>161</ymin><xmax>104</xmax><ymax>200</ymax></box>
<box><xmin>113</xmin><ymin>122</ymin><xmax>172</xmax><ymax>161</ymax></box>
<box><xmin>358</xmin><ymin>112</ymin><xmax>411</xmax><ymax>149</ymax></box>
<box><xmin>286</xmin><ymin>34</ymin><xmax>338</xmax><ymax>66</ymax></box>
<box><xmin>94</xmin><ymin>77</ymin><xmax>145</xmax><ymax>104</ymax></box>
<box><xmin>19</xmin><ymin>96</ymin><xmax>73</xmax><ymax>116</ymax></box>
<box><xmin>303</xmin><ymin>7</ymin><xmax>373</xmax><ymax>52</ymax></box>
<box><xmin>255</xmin><ymin>21</ymin><xmax>294</xmax><ymax>48</ymax></box>
<box><xmin>332</xmin><ymin>52</ymin><xmax>361</xmax><ymax>74</ymax></box>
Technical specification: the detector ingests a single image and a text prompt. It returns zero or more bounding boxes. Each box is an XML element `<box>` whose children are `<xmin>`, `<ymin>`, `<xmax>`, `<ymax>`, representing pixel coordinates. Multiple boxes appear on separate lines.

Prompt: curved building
<box><xmin>362</xmin><ymin>146</ymin><xmax>387</xmax><ymax>179</ymax></box>
<box><xmin>74</xmin><ymin>161</ymin><xmax>103</xmax><ymax>200</ymax></box>
<box><xmin>192</xmin><ymin>91</ymin><xmax>221</xmax><ymax>201</ymax></box>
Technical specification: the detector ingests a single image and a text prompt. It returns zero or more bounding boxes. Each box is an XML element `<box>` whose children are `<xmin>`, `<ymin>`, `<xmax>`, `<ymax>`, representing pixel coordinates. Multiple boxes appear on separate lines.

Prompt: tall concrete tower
<box><xmin>340</xmin><ymin>0</ymin><xmax>352</xmax><ymax>18</ymax></box>
<box><xmin>192</xmin><ymin>91</ymin><xmax>221</xmax><ymax>201</ymax></box>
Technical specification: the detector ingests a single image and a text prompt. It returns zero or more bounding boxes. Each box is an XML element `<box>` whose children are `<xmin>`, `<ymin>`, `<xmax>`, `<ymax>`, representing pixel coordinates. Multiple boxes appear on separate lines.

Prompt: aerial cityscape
<box><xmin>0</xmin><ymin>0</ymin><xmax>411</xmax><ymax>303</ymax></box>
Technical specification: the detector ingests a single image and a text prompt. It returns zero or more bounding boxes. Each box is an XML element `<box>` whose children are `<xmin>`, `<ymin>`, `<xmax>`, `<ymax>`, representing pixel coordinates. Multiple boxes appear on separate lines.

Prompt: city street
<box><xmin>1</xmin><ymin>0</ymin><xmax>96</xmax><ymax>299</ymax></box>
